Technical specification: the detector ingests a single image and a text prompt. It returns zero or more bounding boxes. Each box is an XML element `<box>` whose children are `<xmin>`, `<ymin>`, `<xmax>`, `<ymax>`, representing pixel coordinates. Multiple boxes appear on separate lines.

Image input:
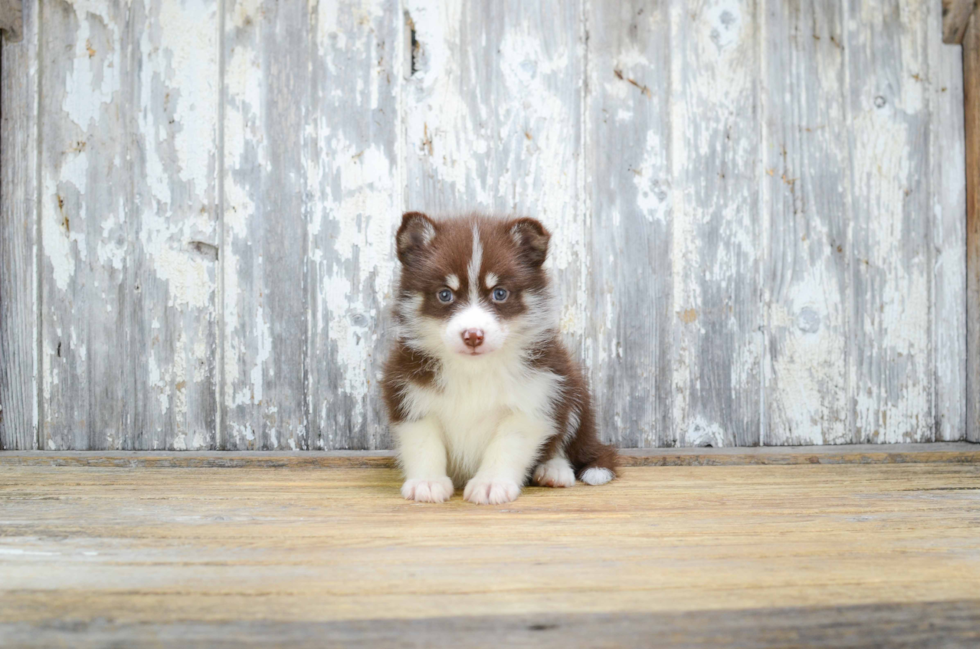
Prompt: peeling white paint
<box><xmin>16</xmin><ymin>0</ymin><xmax>964</xmax><ymax>452</ymax></box>
<box><xmin>62</xmin><ymin>6</ymin><xmax>120</xmax><ymax>131</ymax></box>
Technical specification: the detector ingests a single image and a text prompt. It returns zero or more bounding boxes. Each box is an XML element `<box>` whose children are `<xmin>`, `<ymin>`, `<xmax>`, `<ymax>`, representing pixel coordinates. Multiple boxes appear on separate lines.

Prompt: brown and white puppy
<box><xmin>383</xmin><ymin>212</ymin><xmax>617</xmax><ymax>505</ymax></box>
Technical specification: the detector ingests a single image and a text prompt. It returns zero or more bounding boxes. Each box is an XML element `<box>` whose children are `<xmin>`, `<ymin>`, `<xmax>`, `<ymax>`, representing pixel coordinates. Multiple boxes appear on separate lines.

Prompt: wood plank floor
<box><xmin>1</xmin><ymin>456</ymin><xmax>979</xmax><ymax>647</ymax></box>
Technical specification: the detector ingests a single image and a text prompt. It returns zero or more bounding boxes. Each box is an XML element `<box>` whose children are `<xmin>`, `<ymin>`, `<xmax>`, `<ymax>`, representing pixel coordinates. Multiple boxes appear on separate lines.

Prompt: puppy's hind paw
<box><xmin>401</xmin><ymin>477</ymin><xmax>454</xmax><ymax>503</ymax></box>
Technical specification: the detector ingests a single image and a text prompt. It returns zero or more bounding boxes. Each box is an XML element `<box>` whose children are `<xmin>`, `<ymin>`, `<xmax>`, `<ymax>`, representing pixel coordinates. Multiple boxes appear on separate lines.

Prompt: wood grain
<box><xmin>0</xmin><ymin>0</ymin><xmax>21</xmax><ymax>42</ymax></box>
<box><xmin>39</xmin><ymin>0</ymin><xmax>134</xmax><ymax>450</ymax></box>
<box><xmin>0</xmin><ymin>0</ymin><xmax>36</xmax><ymax>450</ymax></box>
<box><xmin>2</xmin><ymin>443</ymin><xmax>979</xmax><ymax>468</ymax></box>
<box><xmin>0</xmin><ymin>463</ymin><xmax>978</xmax><ymax>646</ymax></box>
<box><xmin>306</xmin><ymin>0</ymin><xmax>401</xmax><ymax>450</ymax></box>
<box><xmin>8</xmin><ymin>601</ymin><xmax>980</xmax><ymax>649</ymax></box>
<box><xmin>585</xmin><ymin>2</ymin><xmax>673</xmax><ymax>448</ymax></box>
<box><xmin>943</xmin><ymin>0</ymin><xmax>977</xmax><ymax>44</ymax></box>
<box><xmin>669</xmin><ymin>1</ymin><xmax>762</xmax><ymax>447</ymax></box>
<box><xmin>37</xmin><ymin>0</ymin><xmax>219</xmax><ymax>450</ymax></box>
<box><xmin>930</xmin><ymin>1</ymin><xmax>969</xmax><ymax>441</ymax></box>
<box><xmin>845</xmin><ymin>0</ymin><xmax>934</xmax><ymax>444</ymax></box>
<box><xmin>221</xmin><ymin>0</ymin><xmax>312</xmax><ymax>450</ymax></box>
<box><xmin>0</xmin><ymin>0</ymin><xmax>973</xmax><ymax>449</ymax></box>
<box><xmin>2</xmin><ymin>601</ymin><xmax>979</xmax><ymax>649</ymax></box>
<box><xmin>762</xmin><ymin>0</ymin><xmax>849</xmax><ymax>445</ymax></box>
<box><xmin>967</xmin><ymin>10</ymin><xmax>980</xmax><ymax>443</ymax></box>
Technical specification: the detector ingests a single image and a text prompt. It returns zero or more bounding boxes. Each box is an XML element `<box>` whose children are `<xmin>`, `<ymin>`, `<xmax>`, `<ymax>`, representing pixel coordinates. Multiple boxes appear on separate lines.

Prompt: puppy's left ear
<box><xmin>509</xmin><ymin>217</ymin><xmax>550</xmax><ymax>268</ymax></box>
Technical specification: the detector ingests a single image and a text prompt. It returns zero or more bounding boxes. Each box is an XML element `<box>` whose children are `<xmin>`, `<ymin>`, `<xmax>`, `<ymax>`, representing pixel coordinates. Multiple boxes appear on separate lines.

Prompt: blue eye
<box><xmin>492</xmin><ymin>287</ymin><xmax>509</xmax><ymax>302</ymax></box>
<box><xmin>437</xmin><ymin>289</ymin><xmax>454</xmax><ymax>303</ymax></box>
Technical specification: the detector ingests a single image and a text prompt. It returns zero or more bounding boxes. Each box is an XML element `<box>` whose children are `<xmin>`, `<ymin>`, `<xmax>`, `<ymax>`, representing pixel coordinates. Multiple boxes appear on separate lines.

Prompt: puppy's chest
<box><xmin>411</xmin><ymin>364</ymin><xmax>562</xmax><ymax>434</ymax></box>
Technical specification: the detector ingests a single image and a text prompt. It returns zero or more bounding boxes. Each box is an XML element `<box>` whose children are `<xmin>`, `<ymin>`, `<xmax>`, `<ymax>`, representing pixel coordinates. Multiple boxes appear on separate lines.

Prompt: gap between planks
<box><xmin>1</xmin><ymin>442</ymin><xmax>977</xmax><ymax>469</ymax></box>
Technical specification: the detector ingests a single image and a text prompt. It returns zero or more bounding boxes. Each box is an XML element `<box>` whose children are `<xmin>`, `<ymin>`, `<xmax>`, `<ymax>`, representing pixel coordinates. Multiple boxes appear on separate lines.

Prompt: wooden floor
<box><xmin>1</xmin><ymin>451</ymin><xmax>979</xmax><ymax>647</ymax></box>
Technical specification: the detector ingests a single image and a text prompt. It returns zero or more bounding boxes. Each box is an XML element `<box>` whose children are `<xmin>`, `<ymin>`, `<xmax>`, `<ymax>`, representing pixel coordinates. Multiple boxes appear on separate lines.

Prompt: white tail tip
<box><xmin>580</xmin><ymin>467</ymin><xmax>614</xmax><ymax>486</ymax></box>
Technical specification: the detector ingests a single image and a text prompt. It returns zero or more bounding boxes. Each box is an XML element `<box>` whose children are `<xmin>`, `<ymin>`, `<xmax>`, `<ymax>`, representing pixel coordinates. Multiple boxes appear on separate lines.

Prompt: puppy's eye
<box><xmin>437</xmin><ymin>289</ymin><xmax>454</xmax><ymax>303</ymax></box>
<box><xmin>492</xmin><ymin>287</ymin><xmax>509</xmax><ymax>302</ymax></box>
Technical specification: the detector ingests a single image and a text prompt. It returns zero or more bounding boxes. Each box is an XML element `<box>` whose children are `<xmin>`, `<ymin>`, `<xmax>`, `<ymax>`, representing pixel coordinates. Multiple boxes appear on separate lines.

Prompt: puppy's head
<box><xmin>394</xmin><ymin>212</ymin><xmax>554</xmax><ymax>359</ymax></box>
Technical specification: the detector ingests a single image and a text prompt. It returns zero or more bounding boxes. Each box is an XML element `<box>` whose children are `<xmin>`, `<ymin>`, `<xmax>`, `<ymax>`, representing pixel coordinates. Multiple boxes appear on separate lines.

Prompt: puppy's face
<box><xmin>394</xmin><ymin>212</ymin><xmax>553</xmax><ymax>359</ymax></box>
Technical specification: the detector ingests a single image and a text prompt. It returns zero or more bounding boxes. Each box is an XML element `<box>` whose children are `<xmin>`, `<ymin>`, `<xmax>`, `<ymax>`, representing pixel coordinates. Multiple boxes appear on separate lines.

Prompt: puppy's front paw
<box><xmin>533</xmin><ymin>457</ymin><xmax>576</xmax><ymax>488</ymax></box>
<box><xmin>463</xmin><ymin>475</ymin><xmax>521</xmax><ymax>505</ymax></box>
<box><xmin>401</xmin><ymin>477</ymin><xmax>454</xmax><ymax>503</ymax></box>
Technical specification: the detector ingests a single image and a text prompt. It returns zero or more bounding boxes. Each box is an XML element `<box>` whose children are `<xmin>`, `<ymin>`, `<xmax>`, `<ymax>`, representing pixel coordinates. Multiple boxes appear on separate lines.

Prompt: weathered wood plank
<box><xmin>0</xmin><ymin>0</ymin><xmax>21</xmax><ymax>42</ymax></box>
<box><xmin>133</xmin><ymin>0</ymin><xmax>220</xmax><ymax>449</ymax></box>
<box><xmin>307</xmin><ymin>0</ymin><xmax>400</xmax><ymax>450</ymax></box>
<box><xmin>669</xmin><ymin>1</ymin><xmax>762</xmax><ymax>447</ymax></box>
<box><xmin>0</xmin><ymin>0</ymin><xmax>37</xmax><ymax>450</ymax></box>
<box><xmin>2</xmin><ymin>442</ymin><xmax>979</xmax><ymax>468</ymax></box>
<box><xmin>761</xmin><ymin>0</ymin><xmax>849</xmax><ymax>445</ymax></box>
<box><xmin>3</xmin><ymin>0</ymin><xmax>972</xmax><ymax>450</ymax></box>
<box><xmin>585</xmin><ymin>2</ymin><xmax>673</xmax><ymax>448</ymax></box>
<box><xmin>0</xmin><ymin>463</ymin><xmax>979</xmax><ymax>646</ymax></box>
<box><xmin>943</xmin><ymin>0</ymin><xmax>977</xmax><ymax>44</ymax></box>
<box><xmin>39</xmin><ymin>0</ymin><xmax>219</xmax><ymax>450</ymax></box>
<box><xmin>4</xmin><ymin>601</ymin><xmax>979</xmax><ymax>649</ymax></box>
<box><xmin>966</xmin><ymin>11</ymin><xmax>980</xmax><ymax>443</ymax></box>
<box><xmin>221</xmin><ymin>0</ymin><xmax>312</xmax><ymax>450</ymax></box>
<box><xmin>401</xmin><ymin>0</ymin><xmax>589</xmax><ymax>396</ymax></box>
<box><xmin>845</xmin><ymin>0</ymin><xmax>934</xmax><ymax>443</ymax></box>
<box><xmin>930</xmin><ymin>0</ymin><xmax>969</xmax><ymax>441</ymax></box>
<box><xmin>39</xmin><ymin>1</ymin><xmax>139</xmax><ymax>449</ymax></box>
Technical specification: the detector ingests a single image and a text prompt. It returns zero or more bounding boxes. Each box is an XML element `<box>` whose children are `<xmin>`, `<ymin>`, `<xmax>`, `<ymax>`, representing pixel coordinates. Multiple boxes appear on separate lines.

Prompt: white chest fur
<box><xmin>402</xmin><ymin>353</ymin><xmax>562</xmax><ymax>482</ymax></box>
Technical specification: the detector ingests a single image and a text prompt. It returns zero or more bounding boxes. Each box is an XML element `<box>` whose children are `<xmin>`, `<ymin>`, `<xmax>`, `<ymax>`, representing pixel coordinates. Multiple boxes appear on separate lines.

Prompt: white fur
<box><xmin>467</xmin><ymin>226</ymin><xmax>483</xmax><ymax>303</ymax></box>
<box><xmin>580</xmin><ymin>467</ymin><xmax>614</xmax><ymax>486</ymax></box>
<box><xmin>401</xmin><ymin>477</ymin><xmax>454</xmax><ymax>503</ymax></box>
<box><xmin>463</xmin><ymin>475</ymin><xmax>521</xmax><ymax>505</ymax></box>
<box><xmin>446</xmin><ymin>274</ymin><xmax>460</xmax><ymax>291</ymax></box>
<box><xmin>394</xmin><ymin>417</ymin><xmax>453</xmax><ymax>503</ymax></box>
<box><xmin>484</xmin><ymin>272</ymin><xmax>499</xmax><ymax>289</ymax></box>
<box><xmin>400</xmin><ymin>361</ymin><xmax>562</xmax><ymax>490</ymax></box>
<box><xmin>533</xmin><ymin>456</ymin><xmax>576</xmax><ymax>488</ymax></box>
<box><xmin>441</xmin><ymin>304</ymin><xmax>508</xmax><ymax>356</ymax></box>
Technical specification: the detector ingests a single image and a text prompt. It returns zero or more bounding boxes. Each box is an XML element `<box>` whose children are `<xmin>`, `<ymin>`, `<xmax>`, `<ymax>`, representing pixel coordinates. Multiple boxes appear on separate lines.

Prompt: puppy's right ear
<box><xmin>396</xmin><ymin>211</ymin><xmax>437</xmax><ymax>266</ymax></box>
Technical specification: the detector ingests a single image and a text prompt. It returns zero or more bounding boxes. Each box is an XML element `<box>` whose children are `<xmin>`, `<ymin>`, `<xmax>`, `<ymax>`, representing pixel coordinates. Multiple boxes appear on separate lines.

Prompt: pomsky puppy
<box><xmin>383</xmin><ymin>212</ymin><xmax>618</xmax><ymax>505</ymax></box>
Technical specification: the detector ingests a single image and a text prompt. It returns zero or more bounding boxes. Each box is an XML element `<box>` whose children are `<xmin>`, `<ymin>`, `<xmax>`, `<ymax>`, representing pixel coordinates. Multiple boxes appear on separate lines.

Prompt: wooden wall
<box><xmin>0</xmin><ymin>0</ymin><xmax>969</xmax><ymax>450</ymax></box>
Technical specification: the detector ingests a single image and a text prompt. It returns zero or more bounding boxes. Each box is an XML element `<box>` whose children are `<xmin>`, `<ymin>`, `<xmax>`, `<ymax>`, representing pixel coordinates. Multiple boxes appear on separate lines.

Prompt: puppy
<box><xmin>382</xmin><ymin>212</ymin><xmax>618</xmax><ymax>505</ymax></box>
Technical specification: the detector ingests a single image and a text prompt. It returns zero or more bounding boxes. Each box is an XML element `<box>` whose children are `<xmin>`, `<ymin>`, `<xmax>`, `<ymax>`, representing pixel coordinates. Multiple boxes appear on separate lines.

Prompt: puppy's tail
<box><xmin>574</xmin><ymin>439</ymin><xmax>619</xmax><ymax>486</ymax></box>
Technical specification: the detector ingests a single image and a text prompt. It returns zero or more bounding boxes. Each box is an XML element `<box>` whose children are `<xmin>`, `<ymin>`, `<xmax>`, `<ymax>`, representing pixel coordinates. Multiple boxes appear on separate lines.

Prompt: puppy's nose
<box><xmin>461</xmin><ymin>329</ymin><xmax>485</xmax><ymax>348</ymax></box>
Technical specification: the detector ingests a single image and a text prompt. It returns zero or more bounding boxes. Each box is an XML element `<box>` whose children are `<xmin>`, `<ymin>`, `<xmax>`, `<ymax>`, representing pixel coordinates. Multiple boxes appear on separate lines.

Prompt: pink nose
<box><xmin>461</xmin><ymin>329</ymin><xmax>485</xmax><ymax>348</ymax></box>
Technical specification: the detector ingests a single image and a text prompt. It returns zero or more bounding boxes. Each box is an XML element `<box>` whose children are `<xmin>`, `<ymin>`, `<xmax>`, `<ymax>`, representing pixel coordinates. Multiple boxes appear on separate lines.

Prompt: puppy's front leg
<box><xmin>394</xmin><ymin>417</ymin><xmax>454</xmax><ymax>503</ymax></box>
<box><xmin>464</xmin><ymin>413</ymin><xmax>550</xmax><ymax>505</ymax></box>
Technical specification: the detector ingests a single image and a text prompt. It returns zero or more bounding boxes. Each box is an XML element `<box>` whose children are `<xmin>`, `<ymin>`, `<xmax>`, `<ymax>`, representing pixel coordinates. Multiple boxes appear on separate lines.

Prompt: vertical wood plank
<box><xmin>0</xmin><ymin>0</ymin><xmax>38</xmax><ymax>450</ymax></box>
<box><xmin>929</xmin><ymin>1</ymin><xmax>968</xmax><ymax>441</ymax></box>
<box><xmin>39</xmin><ymin>0</ymin><xmax>137</xmax><ymax>449</ymax></box>
<box><xmin>222</xmin><ymin>0</ymin><xmax>311</xmax><ymax>449</ymax></box>
<box><xmin>307</xmin><ymin>0</ymin><xmax>401</xmax><ymax>450</ymax></box>
<box><xmin>965</xmin><ymin>11</ymin><xmax>980</xmax><ymax>443</ymax></box>
<box><xmin>669</xmin><ymin>0</ymin><xmax>762</xmax><ymax>447</ymax></box>
<box><xmin>39</xmin><ymin>0</ymin><xmax>219</xmax><ymax>450</ymax></box>
<box><xmin>585</xmin><ymin>1</ymin><xmax>673</xmax><ymax>448</ymax></box>
<box><xmin>844</xmin><ymin>0</ymin><xmax>934</xmax><ymax>443</ymax></box>
<box><xmin>761</xmin><ymin>1</ymin><xmax>850</xmax><ymax>445</ymax></box>
<box><xmin>401</xmin><ymin>0</ymin><xmax>588</xmax><ymax>401</ymax></box>
<box><xmin>133</xmin><ymin>0</ymin><xmax>220</xmax><ymax>449</ymax></box>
